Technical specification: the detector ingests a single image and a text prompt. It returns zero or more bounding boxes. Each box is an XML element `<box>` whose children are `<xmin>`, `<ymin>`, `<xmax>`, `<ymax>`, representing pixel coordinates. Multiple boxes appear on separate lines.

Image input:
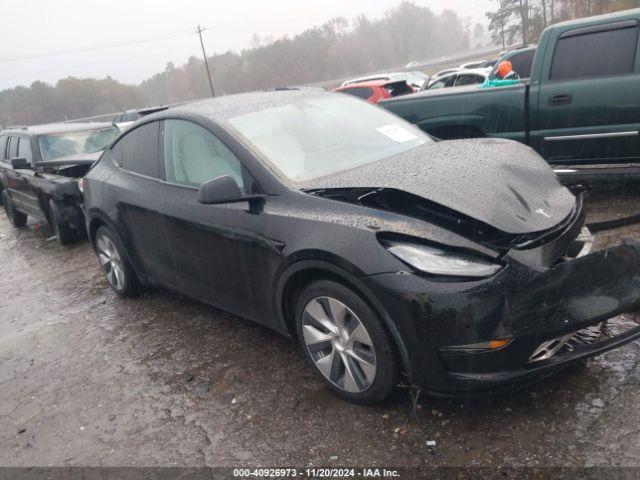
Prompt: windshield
<box><xmin>228</xmin><ymin>96</ymin><xmax>430</xmax><ymax>181</ymax></box>
<box><xmin>38</xmin><ymin>127</ymin><xmax>119</xmax><ymax>161</ymax></box>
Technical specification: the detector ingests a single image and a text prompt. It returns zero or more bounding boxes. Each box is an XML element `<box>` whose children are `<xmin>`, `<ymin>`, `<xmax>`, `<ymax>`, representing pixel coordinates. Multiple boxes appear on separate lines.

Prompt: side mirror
<box><xmin>10</xmin><ymin>157</ymin><xmax>30</xmax><ymax>170</ymax></box>
<box><xmin>198</xmin><ymin>175</ymin><xmax>243</xmax><ymax>205</ymax></box>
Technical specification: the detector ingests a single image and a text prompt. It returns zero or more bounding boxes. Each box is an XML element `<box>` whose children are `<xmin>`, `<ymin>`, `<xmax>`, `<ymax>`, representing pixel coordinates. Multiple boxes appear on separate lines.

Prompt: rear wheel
<box><xmin>2</xmin><ymin>190</ymin><xmax>27</xmax><ymax>228</ymax></box>
<box><xmin>95</xmin><ymin>226</ymin><xmax>139</xmax><ymax>297</ymax></box>
<box><xmin>48</xmin><ymin>199</ymin><xmax>75</xmax><ymax>245</ymax></box>
<box><xmin>295</xmin><ymin>279</ymin><xmax>399</xmax><ymax>404</ymax></box>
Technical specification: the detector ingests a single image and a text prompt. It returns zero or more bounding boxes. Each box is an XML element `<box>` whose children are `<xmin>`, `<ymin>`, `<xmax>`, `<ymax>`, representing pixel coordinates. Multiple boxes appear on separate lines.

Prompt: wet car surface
<box><xmin>2</xmin><ymin>188</ymin><xmax>640</xmax><ymax>467</ymax></box>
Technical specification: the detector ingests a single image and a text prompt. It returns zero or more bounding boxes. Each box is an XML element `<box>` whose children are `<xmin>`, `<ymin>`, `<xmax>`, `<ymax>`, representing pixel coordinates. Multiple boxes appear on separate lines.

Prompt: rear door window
<box><xmin>384</xmin><ymin>82</ymin><xmax>413</xmax><ymax>97</ymax></box>
<box><xmin>428</xmin><ymin>78</ymin><xmax>448</xmax><ymax>89</ymax></box>
<box><xmin>341</xmin><ymin>87</ymin><xmax>373</xmax><ymax>100</ymax></box>
<box><xmin>550</xmin><ymin>23</ymin><xmax>639</xmax><ymax>80</ymax></box>
<box><xmin>454</xmin><ymin>74</ymin><xmax>484</xmax><ymax>86</ymax></box>
<box><xmin>111</xmin><ymin>122</ymin><xmax>160</xmax><ymax>178</ymax></box>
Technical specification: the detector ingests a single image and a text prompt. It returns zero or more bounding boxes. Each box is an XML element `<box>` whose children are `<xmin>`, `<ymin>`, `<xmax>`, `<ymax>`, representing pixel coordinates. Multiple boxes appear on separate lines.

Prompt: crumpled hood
<box><xmin>300</xmin><ymin>138</ymin><xmax>576</xmax><ymax>235</ymax></box>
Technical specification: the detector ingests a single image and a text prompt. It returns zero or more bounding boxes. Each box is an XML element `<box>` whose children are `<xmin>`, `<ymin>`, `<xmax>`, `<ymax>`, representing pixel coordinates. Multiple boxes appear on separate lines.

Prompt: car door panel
<box><xmin>3</xmin><ymin>136</ymin><xmax>29</xmax><ymax>210</ymax></box>
<box><xmin>159</xmin><ymin>186</ymin><xmax>281</xmax><ymax>322</ymax></box>
<box><xmin>159</xmin><ymin>119</ymin><xmax>280</xmax><ymax>323</ymax></box>
<box><xmin>12</xmin><ymin>170</ymin><xmax>47</xmax><ymax>221</ymax></box>
<box><xmin>106</xmin><ymin>122</ymin><xmax>177</xmax><ymax>289</ymax></box>
<box><xmin>115</xmin><ymin>173</ymin><xmax>177</xmax><ymax>289</ymax></box>
<box><xmin>15</xmin><ymin>137</ymin><xmax>49</xmax><ymax>221</ymax></box>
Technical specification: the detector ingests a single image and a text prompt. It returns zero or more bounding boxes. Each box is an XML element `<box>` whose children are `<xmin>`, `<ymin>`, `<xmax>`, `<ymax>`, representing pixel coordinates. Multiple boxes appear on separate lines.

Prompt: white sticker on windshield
<box><xmin>376</xmin><ymin>124</ymin><xmax>418</xmax><ymax>143</ymax></box>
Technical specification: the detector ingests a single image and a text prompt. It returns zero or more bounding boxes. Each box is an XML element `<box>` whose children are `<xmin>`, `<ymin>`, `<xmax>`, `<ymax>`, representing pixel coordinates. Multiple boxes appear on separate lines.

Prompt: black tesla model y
<box><xmin>83</xmin><ymin>89</ymin><xmax>640</xmax><ymax>403</ymax></box>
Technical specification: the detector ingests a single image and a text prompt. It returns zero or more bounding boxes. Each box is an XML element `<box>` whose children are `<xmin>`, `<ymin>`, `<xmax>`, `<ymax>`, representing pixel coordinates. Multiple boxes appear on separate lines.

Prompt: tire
<box><xmin>295</xmin><ymin>279</ymin><xmax>399</xmax><ymax>404</ymax></box>
<box><xmin>48</xmin><ymin>199</ymin><xmax>75</xmax><ymax>245</ymax></box>
<box><xmin>94</xmin><ymin>226</ymin><xmax>140</xmax><ymax>297</ymax></box>
<box><xmin>2</xmin><ymin>190</ymin><xmax>27</xmax><ymax>228</ymax></box>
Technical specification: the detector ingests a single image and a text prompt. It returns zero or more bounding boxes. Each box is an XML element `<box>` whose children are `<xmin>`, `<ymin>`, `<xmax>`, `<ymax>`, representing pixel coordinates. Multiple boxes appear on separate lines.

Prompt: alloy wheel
<box><xmin>96</xmin><ymin>234</ymin><xmax>125</xmax><ymax>291</ymax></box>
<box><xmin>302</xmin><ymin>296</ymin><xmax>377</xmax><ymax>393</ymax></box>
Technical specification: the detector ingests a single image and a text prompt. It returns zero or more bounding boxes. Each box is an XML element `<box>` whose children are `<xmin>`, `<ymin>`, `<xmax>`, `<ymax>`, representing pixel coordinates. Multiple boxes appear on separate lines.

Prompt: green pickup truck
<box><xmin>381</xmin><ymin>8</ymin><xmax>640</xmax><ymax>182</ymax></box>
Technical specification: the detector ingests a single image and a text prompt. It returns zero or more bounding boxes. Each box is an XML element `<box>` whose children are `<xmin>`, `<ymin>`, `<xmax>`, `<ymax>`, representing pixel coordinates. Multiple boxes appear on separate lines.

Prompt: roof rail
<box><xmin>6</xmin><ymin>125</ymin><xmax>28</xmax><ymax>130</ymax></box>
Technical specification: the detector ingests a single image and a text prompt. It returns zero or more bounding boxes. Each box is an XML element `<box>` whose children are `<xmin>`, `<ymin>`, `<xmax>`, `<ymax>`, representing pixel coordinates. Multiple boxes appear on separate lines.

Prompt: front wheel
<box><xmin>94</xmin><ymin>226</ymin><xmax>139</xmax><ymax>297</ymax></box>
<box><xmin>295</xmin><ymin>279</ymin><xmax>399</xmax><ymax>404</ymax></box>
<box><xmin>2</xmin><ymin>190</ymin><xmax>27</xmax><ymax>228</ymax></box>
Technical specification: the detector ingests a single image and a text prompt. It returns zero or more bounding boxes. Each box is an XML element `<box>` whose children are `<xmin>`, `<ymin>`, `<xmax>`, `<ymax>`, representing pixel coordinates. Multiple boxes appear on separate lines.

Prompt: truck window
<box><xmin>510</xmin><ymin>50</ymin><xmax>535</xmax><ymax>79</ymax></box>
<box><xmin>111</xmin><ymin>121</ymin><xmax>160</xmax><ymax>178</ymax></box>
<box><xmin>17</xmin><ymin>138</ymin><xmax>33</xmax><ymax>162</ymax></box>
<box><xmin>550</xmin><ymin>24</ymin><xmax>638</xmax><ymax>80</ymax></box>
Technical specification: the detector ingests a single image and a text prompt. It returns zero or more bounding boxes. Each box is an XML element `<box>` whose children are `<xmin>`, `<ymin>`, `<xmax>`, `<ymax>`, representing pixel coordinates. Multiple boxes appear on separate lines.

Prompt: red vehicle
<box><xmin>334</xmin><ymin>80</ymin><xmax>414</xmax><ymax>104</ymax></box>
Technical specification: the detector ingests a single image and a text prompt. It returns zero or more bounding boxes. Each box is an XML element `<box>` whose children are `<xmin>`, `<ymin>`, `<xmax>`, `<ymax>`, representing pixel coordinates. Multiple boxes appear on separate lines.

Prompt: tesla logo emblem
<box><xmin>535</xmin><ymin>208</ymin><xmax>551</xmax><ymax>218</ymax></box>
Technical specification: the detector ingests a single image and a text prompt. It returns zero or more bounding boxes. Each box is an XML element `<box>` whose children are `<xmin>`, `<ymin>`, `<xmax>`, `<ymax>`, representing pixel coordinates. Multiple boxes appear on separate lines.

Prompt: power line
<box><xmin>0</xmin><ymin>30</ymin><xmax>196</xmax><ymax>64</ymax></box>
<box><xmin>0</xmin><ymin>18</ymin><xmax>313</xmax><ymax>66</ymax></box>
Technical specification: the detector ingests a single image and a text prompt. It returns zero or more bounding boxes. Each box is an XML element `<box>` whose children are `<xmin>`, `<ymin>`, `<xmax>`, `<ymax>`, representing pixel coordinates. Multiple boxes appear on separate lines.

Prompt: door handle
<box><xmin>549</xmin><ymin>94</ymin><xmax>572</xmax><ymax>105</ymax></box>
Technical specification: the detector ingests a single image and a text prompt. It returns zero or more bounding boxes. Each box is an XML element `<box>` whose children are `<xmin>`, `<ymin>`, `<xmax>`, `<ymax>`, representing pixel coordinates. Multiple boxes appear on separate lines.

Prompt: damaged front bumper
<box><xmin>362</xmin><ymin>238</ymin><xmax>640</xmax><ymax>394</ymax></box>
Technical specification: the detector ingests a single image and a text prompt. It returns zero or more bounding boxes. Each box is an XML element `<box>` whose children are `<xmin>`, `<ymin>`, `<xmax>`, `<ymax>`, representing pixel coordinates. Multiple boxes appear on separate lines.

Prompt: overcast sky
<box><xmin>0</xmin><ymin>0</ymin><xmax>493</xmax><ymax>90</ymax></box>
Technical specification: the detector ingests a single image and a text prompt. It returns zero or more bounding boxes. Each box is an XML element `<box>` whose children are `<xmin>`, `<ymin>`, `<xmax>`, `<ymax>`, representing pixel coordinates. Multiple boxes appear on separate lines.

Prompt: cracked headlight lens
<box><xmin>385</xmin><ymin>241</ymin><xmax>502</xmax><ymax>278</ymax></box>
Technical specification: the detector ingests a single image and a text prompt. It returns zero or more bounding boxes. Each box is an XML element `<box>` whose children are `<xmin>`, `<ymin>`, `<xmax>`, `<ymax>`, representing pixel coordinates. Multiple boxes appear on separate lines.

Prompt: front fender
<box><xmin>274</xmin><ymin>258</ymin><xmax>414</xmax><ymax>383</ymax></box>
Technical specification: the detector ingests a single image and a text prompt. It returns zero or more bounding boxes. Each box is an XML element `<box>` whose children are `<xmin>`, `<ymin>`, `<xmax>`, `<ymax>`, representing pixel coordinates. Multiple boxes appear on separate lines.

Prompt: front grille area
<box><xmin>528</xmin><ymin>316</ymin><xmax>640</xmax><ymax>363</ymax></box>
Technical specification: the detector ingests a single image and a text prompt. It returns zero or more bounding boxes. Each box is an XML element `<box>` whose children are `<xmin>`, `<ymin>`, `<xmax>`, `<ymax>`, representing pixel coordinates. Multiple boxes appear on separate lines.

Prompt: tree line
<box><xmin>0</xmin><ymin>2</ymin><xmax>469</xmax><ymax>127</ymax></box>
<box><xmin>2</xmin><ymin>0</ymin><xmax>639</xmax><ymax>127</ymax></box>
<box><xmin>487</xmin><ymin>0</ymin><xmax>640</xmax><ymax>47</ymax></box>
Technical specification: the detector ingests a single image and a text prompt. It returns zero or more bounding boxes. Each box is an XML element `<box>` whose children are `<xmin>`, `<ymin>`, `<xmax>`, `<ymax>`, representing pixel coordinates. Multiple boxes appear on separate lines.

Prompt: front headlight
<box><xmin>385</xmin><ymin>241</ymin><xmax>502</xmax><ymax>278</ymax></box>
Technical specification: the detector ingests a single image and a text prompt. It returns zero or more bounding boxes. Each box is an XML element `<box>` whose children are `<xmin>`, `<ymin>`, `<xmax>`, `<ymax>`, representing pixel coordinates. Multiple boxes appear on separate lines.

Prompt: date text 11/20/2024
<box><xmin>232</xmin><ymin>468</ymin><xmax>401</xmax><ymax>478</ymax></box>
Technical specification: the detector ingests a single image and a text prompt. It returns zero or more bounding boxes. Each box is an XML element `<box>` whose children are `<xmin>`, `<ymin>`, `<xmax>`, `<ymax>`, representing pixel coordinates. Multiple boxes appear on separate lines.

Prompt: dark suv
<box><xmin>82</xmin><ymin>90</ymin><xmax>640</xmax><ymax>404</ymax></box>
<box><xmin>0</xmin><ymin>123</ymin><xmax>119</xmax><ymax>244</ymax></box>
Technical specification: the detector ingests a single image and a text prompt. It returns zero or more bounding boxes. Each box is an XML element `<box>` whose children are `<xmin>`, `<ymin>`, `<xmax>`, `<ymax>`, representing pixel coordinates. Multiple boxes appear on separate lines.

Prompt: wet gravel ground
<box><xmin>2</xmin><ymin>187</ymin><xmax>640</xmax><ymax>468</ymax></box>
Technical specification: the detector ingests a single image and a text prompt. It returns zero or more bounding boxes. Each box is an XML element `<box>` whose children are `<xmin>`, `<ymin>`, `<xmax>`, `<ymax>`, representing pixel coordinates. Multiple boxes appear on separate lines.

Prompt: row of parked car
<box><xmin>2</xmin><ymin>8</ymin><xmax>640</xmax><ymax>405</ymax></box>
<box><xmin>334</xmin><ymin>45</ymin><xmax>538</xmax><ymax>105</ymax></box>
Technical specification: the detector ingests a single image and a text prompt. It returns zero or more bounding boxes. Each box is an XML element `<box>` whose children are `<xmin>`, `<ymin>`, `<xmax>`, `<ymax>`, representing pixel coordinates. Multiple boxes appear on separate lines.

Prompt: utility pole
<box><xmin>197</xmin><ymin>25</ymin><xmax>215</xmax><ymax>97</ymax></box>
<box><xmin>500</xmin><ymin>0</ymin><xmax>506</xmax><ymax>49</ymax></box>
